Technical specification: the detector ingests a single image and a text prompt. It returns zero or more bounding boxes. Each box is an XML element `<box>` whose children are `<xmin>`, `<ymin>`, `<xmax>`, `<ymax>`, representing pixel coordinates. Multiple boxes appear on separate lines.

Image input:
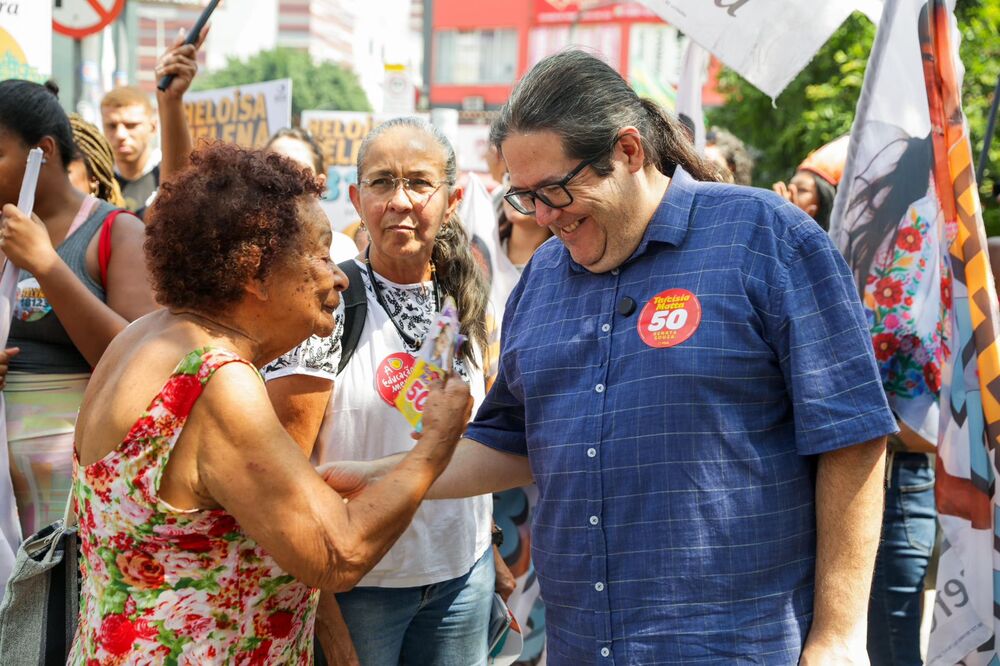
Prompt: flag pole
<box><xmin>976</xmin><ymin>72</ymin><xmax>1000</xmax><ymax>183</ymax></box>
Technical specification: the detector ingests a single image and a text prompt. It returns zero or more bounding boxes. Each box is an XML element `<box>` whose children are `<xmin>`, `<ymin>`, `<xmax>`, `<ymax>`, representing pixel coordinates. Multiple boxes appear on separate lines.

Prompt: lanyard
<box><xmin>364</xmin><ymin>249</ymin><xmax>440</xmax><ymax>350</ymax></box>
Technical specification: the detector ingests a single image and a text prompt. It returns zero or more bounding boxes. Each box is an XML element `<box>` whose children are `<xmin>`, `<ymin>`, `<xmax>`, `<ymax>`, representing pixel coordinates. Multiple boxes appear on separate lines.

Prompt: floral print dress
<box><xmin>69</xmin><ymin>347</ymin><xmax>318</xmax><ymax>665</ymax></box>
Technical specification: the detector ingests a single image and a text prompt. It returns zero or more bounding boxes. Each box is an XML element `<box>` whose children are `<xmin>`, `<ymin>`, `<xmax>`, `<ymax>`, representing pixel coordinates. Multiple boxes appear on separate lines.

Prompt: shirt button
<box><xmin>610</xmin><ymin>268</ymin><xmax>620</xmax><ymax>275</ymax></box>
<box><xmin>595</xmin><ymin>384</ymin><xmax>605</xmax><ymax>393</ymax></box>
<box><xmin>589</xmin><ymin>515</ymin><xmax>599</xmax><ymax>525</ymax></box>
<box><xmin>601</xmin><ymin>323</ymin><xmax>611</xmax><ymax>333</ymax></box>
<box><xmin>601</xmin><ymin>647</ymin><xmax>611</xmax><ymax>657</ymax></box>
<box><xmin>587</xmin><ymin>447</ymin><xmax>597</xmax><ymax>458</ymax></box>
<box><xmin>595</xmin><ymin>582</ymin><xmax>605</xmax><ymax>591</ymax></box>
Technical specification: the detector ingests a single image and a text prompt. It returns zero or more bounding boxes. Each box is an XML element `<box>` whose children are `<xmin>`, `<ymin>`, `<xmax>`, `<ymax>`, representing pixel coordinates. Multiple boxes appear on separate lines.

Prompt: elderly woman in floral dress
<box><xmin>64</xmin><ymin>139</ymin><xmax>472</xmax><ymax>665</ymax></box>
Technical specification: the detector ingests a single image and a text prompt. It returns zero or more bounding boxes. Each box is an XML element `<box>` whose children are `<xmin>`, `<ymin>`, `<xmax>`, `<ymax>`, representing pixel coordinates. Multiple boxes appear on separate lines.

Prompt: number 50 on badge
<box><xmin>637</xmin><ymin>289</ymin><xmax>702</xmax><ymax>348</ymax></box>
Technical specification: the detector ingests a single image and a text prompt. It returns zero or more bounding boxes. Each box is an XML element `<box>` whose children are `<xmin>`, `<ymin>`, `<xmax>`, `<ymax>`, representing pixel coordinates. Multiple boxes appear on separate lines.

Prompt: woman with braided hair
<box><xmin>67</xmin><ymin>113</ymin><xmax>126</xmax><ymax>208</ymax></box>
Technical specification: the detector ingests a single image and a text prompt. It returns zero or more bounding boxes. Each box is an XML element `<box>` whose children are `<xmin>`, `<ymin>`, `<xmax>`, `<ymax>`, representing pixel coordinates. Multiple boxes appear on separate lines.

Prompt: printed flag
<box><xmin>829</xmin><ymin>1</ymin><xmax>1000</xmax><ymax>663</ymax></box>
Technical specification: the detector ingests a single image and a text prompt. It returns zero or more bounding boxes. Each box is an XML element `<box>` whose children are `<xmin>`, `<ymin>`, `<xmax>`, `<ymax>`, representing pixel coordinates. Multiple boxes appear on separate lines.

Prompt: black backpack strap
<box><xmin>337</xmin><ymin>259</ymin><xmax>367</xmax><ymax>376</ymax></box>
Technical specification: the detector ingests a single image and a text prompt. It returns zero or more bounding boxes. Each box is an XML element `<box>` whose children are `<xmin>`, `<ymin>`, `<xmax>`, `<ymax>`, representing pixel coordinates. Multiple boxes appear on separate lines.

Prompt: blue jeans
<box><xmin>336</xmin><ymin>549</ymin><xmax>495</xmax><ymax>666</ymax></box>
<box><xmin>867</xmin><ymin>452</ymin><xmax>936</xmax><ymax>666</ymax></box>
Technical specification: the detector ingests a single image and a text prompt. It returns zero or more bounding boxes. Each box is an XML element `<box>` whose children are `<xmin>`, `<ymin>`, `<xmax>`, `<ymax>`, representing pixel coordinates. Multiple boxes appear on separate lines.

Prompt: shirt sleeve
<box><xmin>465</xmin><ymin>270</ymin><xmax>530</xmax><ymax>457</ymax></box>
<box><xmin>770</xmin><ymin>211</ymin><xmax>899</xmax><ymax>456</ymax></box>
<box><xmin>263</xmin><ymin>305</ymin><xmax>344</xmax><ymax>382</ymax></box>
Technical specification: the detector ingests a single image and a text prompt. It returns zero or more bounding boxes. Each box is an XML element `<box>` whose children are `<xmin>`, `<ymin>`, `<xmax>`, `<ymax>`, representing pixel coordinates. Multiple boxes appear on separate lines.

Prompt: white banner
<box><xmin>184</xmin><ymin>78</ymin><xmax>293</xmax><ymax>149</ymax></box>
<box><xmin>676</xmin><ymin>41</ymin><xmax>709</xmax><ymax>153</ymax></box>
<box><xmin>0</xmin><ymin>1</ymin><xmax>52</xmax><ymax>83</ymax></box>
<box><xmin>637</xmin><ymin>0</ymin><xmax>863</xmax><ymax>98</ymax></box>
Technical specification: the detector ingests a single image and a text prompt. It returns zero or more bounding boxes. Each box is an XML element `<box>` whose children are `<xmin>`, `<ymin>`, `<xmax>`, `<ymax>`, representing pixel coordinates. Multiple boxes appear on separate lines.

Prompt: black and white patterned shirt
<box><xmin>263</xmin><ymin>260</ymin><xmax>469</xmax><ymax>381</ymax></box>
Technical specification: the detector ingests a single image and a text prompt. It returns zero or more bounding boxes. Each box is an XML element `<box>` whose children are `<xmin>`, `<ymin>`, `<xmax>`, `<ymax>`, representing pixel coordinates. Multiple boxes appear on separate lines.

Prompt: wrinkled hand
<box><xmin>155</xmin><ymin>25</ymin><xmax>210</xmax><ymax>101</ymax></box>
<box><xmin>0</xmin><ymin>204</ymin><xmax>58</xmax><ymax>276</ymax></box>
<box><xmin>0</xmin><ymin>347</ymin><xmax>19</xmax><ymax>390</ymax></box>
<box><xmin>493</xmin><ymin>545</ymin><xmax>517</xmax><ymax>602</ymax></box>
<box><xmin>420</xmin><ymin>373</ymin><xmax>473</xmax><ymax>446</ymax></box>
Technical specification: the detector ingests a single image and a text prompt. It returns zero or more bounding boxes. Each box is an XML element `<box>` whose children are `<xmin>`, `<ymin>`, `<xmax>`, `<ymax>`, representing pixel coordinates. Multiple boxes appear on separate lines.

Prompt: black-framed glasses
<box><xmin>503</xmin><ymin>154</ymin><xmax>602</xmax><ymax>216</ymax></box>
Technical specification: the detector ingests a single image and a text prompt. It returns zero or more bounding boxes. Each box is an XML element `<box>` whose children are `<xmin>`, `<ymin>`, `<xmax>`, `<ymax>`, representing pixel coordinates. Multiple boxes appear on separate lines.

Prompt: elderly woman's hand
<box><xmin>0</xmin><ymin>204</ymin><xmax>59</xmax><ymax>276</ymax></box>
<box><xmin>417</xmin><ymin>373</ymin><xmax>473</xmax><ymax>464</ymax></box>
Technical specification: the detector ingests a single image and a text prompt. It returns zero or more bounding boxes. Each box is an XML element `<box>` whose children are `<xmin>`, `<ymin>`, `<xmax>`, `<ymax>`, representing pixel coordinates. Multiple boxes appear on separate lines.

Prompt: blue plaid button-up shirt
<box><xmin>466</xmin><ymin>169</ymin><xmax>896</xmax><ymax>665</ymax></box>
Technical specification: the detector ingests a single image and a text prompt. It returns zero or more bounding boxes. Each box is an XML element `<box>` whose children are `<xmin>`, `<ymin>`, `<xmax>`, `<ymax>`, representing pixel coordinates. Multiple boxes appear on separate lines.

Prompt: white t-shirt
<box><xmin>264</xmin><ymin>260</ymin><xmax>492</xmax><ymax>587</ymax></box>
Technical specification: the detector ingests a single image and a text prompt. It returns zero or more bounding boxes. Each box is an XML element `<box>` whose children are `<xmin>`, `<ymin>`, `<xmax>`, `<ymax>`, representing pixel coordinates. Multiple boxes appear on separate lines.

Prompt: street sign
<box><xmin>53</xmin><ymin>0</ymin><xmax>126</xmax><ymax>40</ymax></box>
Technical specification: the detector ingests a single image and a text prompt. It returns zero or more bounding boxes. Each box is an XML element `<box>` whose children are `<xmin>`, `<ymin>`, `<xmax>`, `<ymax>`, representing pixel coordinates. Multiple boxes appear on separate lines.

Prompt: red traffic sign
<box><xmin>53</xmin><ymin>0</ymin><xmax>126</xmax><ymax>39</ymax></box>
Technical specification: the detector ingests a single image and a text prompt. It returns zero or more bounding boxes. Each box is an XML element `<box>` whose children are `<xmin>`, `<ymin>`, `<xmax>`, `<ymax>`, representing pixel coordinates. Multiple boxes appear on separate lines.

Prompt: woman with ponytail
<box><xmin>265</xmin><ymin>117</ymin><xmax>494</xmax><ymax>664</ymax></box>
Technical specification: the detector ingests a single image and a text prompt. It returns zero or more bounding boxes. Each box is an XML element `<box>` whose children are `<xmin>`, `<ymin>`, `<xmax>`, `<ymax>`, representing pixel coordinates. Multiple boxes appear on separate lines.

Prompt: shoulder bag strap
<box><xmin>337</xmin><ymin>259</ymin><xmax>367</xmax><ymax>376</ymax></box>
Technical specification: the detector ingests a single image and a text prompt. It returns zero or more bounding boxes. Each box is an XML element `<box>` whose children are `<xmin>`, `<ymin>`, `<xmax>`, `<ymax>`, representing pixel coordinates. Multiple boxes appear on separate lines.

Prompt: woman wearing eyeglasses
<box><xmin>265</xmin><ymin>117</ymin><xmax>494</xmax><ymax>665</ymax></box>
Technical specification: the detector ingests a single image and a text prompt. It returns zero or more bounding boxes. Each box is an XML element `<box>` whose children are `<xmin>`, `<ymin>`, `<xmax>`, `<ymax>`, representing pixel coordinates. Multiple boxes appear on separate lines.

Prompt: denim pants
<box><xmin>335</xmin><ymin>549</ymin><xmax>495</xmax><ymax>666</ymax></box>
<box><xmin>867</xmin><ymin>451</ymin><xmax>936</xmax><ymax>666</ymax></box>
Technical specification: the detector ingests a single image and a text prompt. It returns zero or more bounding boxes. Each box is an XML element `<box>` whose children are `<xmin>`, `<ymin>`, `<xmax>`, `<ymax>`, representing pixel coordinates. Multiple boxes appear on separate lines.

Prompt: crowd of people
<box><xmin>0</xmin><ymin>22</ymin><xmax>966</xmax><ymax>666</ymax></box>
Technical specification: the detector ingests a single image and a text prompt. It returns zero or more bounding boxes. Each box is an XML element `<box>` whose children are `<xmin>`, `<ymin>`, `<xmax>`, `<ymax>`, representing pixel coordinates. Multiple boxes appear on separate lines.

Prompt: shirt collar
<box><xmin>563</xmin><ymin>166</ymin><xmax>696</xmax><ymax>274</ymax></box>
<box><xmin>115</xmin><ymin>148</ymin><xmax>162</xmax><ymax>179</ymax></box>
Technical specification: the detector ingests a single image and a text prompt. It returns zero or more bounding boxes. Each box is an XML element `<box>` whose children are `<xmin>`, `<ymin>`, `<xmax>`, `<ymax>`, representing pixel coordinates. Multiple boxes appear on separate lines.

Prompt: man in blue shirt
<box><xmin>324</xmin><ymin>50</ymin><xmax>896</xmax><ymax>665</ymax></box>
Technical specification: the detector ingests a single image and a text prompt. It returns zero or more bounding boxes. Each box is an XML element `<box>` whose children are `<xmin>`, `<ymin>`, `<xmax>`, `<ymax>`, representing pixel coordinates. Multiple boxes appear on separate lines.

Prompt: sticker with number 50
<box><xmin>637</xmin><ymin>289</ymin><xmax>701</xmax><ymax>348</ymax></box>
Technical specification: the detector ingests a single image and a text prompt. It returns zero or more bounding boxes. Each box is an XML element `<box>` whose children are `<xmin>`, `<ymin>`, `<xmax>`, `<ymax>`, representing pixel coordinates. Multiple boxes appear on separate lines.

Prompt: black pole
<box><xmin>976</xmin><ymin>71</ymin><xmax>1000</xmax><ymax>183</ymax></box>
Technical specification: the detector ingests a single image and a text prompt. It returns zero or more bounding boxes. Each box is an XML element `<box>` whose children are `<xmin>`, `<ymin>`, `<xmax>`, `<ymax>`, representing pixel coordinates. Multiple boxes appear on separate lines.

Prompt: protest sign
<box><xmin>0</xmin><ymin>1</ymin><xmax>51</xmax><ymax>83</ymax></box>
<box><xmin>302</xmin><ymin>110</ymin><xmax>373</xmax><ymax>231</ymax></box>
<box><xmin>184</xmin><ymin>79</ymin><xmax>292</xmax><ymax>149</ymax></box>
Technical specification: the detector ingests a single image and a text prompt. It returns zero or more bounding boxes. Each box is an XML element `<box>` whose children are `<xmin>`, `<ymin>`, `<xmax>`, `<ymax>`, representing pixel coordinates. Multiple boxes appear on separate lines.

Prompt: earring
<box><xmin>359</xmin><ymin>221</ymin><xmax>367</xmax><ymax>231</ymax></box>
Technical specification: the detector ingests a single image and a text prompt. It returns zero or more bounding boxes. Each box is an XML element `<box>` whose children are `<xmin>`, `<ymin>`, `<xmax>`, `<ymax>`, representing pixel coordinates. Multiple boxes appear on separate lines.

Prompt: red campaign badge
<box><xmin>375</xmin><ymin>352</ymin><xmax>416</xmax><ymax>406</ymax></box>
<box><xmin>637</xmin><ymin>289</ymin><xmax>702</xmax><ymax>348</ymax></box>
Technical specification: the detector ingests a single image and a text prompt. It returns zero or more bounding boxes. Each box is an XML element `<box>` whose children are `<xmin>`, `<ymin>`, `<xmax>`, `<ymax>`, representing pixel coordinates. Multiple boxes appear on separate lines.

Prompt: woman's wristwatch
<box><xmin>491</xmin><ymin>525</ymin><xmax>504</xmax><ymax>547</ymax></box>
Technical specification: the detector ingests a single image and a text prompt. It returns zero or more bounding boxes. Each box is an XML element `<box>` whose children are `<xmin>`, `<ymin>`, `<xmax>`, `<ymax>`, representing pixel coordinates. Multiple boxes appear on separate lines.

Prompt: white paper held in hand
<box><xmin>16</xmin><ymin>148</ymin><xmax>44</xmax><ymax>217</ymax></box>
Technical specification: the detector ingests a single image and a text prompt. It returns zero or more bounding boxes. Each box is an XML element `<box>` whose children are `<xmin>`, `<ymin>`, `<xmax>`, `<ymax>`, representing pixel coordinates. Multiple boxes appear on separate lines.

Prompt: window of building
<box><xmin>434</xmin><ymin>29</ymin><xmax>518</xmax><ymax>85</ymax></box>
<box><xmin>527</xmin><ymin>25</ymin><xmax>622</xmax><ymax>72</ymax></box>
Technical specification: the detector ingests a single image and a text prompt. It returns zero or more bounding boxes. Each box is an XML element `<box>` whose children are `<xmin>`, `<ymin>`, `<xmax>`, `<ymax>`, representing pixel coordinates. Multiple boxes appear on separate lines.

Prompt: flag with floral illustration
<box><xmin>831</xmin><ymin>0</ymin><xmax>1000</xmax><ymax>662</ymax></box>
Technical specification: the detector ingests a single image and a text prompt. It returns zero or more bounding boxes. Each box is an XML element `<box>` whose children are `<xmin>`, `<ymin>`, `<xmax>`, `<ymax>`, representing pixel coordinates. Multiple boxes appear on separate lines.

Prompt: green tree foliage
<box><xmin>193</xmin><ymin>47</ymin><xmax>371</xmax><ymax>119</ymax></box>
<box><xmin>707</xmin><ymin>1</ymin><xmax>1000</xmax><ymax>231</ymax></box>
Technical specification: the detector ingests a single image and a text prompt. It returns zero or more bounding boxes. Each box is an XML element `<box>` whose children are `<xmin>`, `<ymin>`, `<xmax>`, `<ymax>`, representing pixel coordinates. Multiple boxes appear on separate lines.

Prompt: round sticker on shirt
<box><xmin>637</xmin><ymin>289</ymin><xmax>701</xmax><ymax>348</ymax></box>
<box><xmin>375</xmin><ymin>352</ymin><xmax>416</xmax><ymax>406</ymax></box>
<box><xmin>13</xmin><ymin>277</ymin><xmax>52</xmax><ymax>322</ymax></box>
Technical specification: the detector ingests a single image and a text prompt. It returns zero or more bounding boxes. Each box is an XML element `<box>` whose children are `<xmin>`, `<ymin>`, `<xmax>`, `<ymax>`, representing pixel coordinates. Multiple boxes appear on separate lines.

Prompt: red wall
<box><xmin>430</xmin><ymin>0</ymin><xmax>721</xmax><ymax>111</ymax></box>
<box><xmin>430</xmin><ymin>0</ymin><xmax>534</xmax><ymax>108</ymax></box>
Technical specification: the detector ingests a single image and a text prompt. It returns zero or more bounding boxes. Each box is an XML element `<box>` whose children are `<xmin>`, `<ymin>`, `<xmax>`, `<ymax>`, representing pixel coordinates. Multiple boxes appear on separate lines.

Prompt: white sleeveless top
<box><xmin>265</xmin><ymin>261</ymin><xmax>492</xmax><ymax>588</ymax></box>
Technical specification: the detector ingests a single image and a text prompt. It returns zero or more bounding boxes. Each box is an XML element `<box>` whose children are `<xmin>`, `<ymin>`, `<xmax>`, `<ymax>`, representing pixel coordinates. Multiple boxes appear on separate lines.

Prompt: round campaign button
<box><xmin>374</xmin><ymin>352</ymin><xmax>416</xmax><ymax>406</ymax></box>
<box><xmin>636</xmin><ymin>289</ymin><xmax>701</xmax><ymax>348</ymax></box>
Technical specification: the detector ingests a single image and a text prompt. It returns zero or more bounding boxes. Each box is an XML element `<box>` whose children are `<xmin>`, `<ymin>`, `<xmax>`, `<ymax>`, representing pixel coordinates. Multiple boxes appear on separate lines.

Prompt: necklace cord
<box><xmin>363</xmin><ymin>249</ymin><xmax>440</xmax><ymax>350</ymax></box>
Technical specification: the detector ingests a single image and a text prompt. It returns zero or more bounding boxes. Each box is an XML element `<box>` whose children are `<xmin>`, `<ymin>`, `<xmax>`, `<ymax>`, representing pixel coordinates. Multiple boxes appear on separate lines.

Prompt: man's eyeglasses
<box><xmin>360</xmin><ymin>176</ymin><xmax>448</xmax><ymax>205</ymax></box>
<box><xmin>503</xmin><ymin>154</ymin><xmax>602</xmax><ymax>216</ymax></box>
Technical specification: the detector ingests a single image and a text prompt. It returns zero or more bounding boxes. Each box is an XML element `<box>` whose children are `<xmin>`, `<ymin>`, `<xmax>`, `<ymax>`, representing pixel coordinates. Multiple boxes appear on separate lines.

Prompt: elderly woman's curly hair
<box><xmin>144</xmin><ymin>142</ymin><xmax>323</xmax><ymax>312</ymax></box>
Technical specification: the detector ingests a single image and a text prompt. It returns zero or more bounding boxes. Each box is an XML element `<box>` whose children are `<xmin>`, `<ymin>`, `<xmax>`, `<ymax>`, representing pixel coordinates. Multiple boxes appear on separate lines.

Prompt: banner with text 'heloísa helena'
<box><xmin>184</xmin><ymin>79</ymin><xmax>292</xmax><ymax>150</ymax></box>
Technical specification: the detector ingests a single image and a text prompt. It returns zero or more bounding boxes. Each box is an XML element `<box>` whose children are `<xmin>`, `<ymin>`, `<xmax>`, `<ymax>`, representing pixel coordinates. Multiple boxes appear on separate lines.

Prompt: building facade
<box><xmin>430</xmin><ymin>0</ymin><xmax>721</xmax><ymax>114</ymax></box>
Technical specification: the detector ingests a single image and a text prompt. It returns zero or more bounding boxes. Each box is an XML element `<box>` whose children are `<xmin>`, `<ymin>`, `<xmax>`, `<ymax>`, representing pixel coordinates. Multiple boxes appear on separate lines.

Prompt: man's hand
<box><xmin>799</xmin><ymin>635</ymin><xmax>869</xmax><ymax>665</ymax></box>
<box><xmin>0</xmin><ymin>204</ymin><xmax>59</xmax><ymax>276</ymax></box>
<box><xmin>319</xmin><ymin>460</ymin><xmax>380</xmax><ymax>500</ymax></box>
<box><xmin>804</xmin><ymin>437</ymin><xmax>886</xmax><ymax>666</ymax></box>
